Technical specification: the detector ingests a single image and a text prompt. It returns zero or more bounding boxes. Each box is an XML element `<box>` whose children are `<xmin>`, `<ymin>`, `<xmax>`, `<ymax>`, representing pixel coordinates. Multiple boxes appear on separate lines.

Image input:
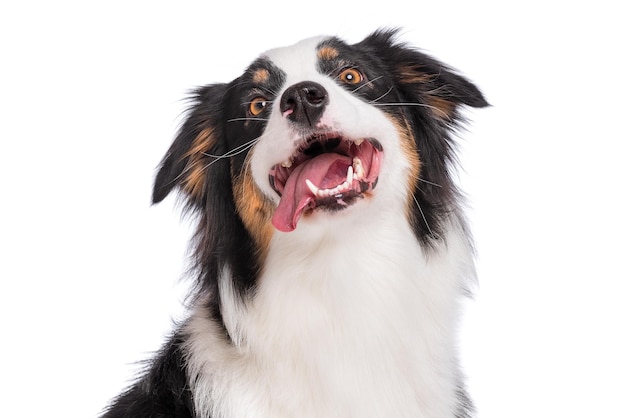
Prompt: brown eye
<box><xmin>339</xmin><ymin>68</ymin><xmax>364</xmax><ymax>84</ymax></box>
<box><xmin>249</xmin><ymin>97</ymin><xmax>268</xmax><ymax>116</ymax></box>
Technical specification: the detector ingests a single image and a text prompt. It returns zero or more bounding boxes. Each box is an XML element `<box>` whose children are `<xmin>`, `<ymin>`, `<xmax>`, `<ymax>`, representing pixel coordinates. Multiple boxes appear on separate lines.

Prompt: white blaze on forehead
<box><xmin>261</xmin><ymin>36</ymin><xmax>329</xmax><ymax>86</ymax></box>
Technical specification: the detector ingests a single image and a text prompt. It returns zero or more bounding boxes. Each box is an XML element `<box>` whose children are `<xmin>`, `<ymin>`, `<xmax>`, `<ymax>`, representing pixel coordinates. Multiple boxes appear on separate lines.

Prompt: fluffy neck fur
<box><xmin>183</xmin><ymin>211</ymin><xmax>474</xmax><ymax>418</ymax></box>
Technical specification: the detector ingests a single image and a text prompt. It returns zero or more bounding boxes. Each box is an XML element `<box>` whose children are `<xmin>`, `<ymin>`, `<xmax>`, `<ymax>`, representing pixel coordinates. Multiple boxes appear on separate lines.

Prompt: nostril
<box><xmin>302</xmin><ymin>85</ymin><xmax>326</xmax><ymax>105</ymax></box>
<box><xmin>280</xmin><ymin>92</ymin><xmax>295</xmax><ymax>115</ymax></box>
<box><xmin>281</xmin><ymin>97</ymin><xmax>297</xmax><ymax>116</ymax></box>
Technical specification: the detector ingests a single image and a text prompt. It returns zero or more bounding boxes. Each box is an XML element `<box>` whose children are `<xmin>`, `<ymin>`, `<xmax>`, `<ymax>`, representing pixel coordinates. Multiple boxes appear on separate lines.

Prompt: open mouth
<box><xmin>269</xmin><ymin>132</ymin><xmax>383</xmax><ymax>232</ymax></box>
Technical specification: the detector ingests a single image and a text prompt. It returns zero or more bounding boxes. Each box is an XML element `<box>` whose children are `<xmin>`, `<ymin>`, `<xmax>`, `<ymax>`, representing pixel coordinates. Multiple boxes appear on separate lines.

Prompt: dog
<box><xmin>102</xmin><ymin>29</ymin><xmax>487</xmax><ymax>418</ymax></box>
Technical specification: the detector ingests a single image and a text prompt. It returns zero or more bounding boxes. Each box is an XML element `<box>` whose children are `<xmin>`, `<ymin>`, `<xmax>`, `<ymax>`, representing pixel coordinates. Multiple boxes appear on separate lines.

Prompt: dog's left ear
<box><xmin>359</xmin><ymin>30</ymin><xmax>489</xmax><ymax>120</ymax></box>
<box><xmin>152</xmin><ymin>84</ymin><xmax>228</xmax><ymax>206</ymax></box>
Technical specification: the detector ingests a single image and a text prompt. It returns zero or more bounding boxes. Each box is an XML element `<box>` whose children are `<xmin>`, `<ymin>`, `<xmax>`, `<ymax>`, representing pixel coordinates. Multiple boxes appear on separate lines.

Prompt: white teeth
<box><xmin>352</xmin><ymin>157</ymin><xmax>365</xmax><ymax>180</ymax></box>
<box><xmin>281</xmin><ymin>159</ymin><xmax>293</xmax><ymax>168</ymax></box>
<box><xmin>346</xmin><ymin>165</ymin><xmax>354</xmax><ymax>184</ymax></box>
<box><xmin>354</xmin><ymin>138</ymin><xmax>364</xmax><ymax>145</ymax></box>
<box><xmin>305</xmin><ymin>179</ymin><xmax>319</xmax><ymax>195</ymax></box>
<box><xmin>306</xmin><ymin>161</ymin><xmax>364</xmax><ymax>199</ymax></box>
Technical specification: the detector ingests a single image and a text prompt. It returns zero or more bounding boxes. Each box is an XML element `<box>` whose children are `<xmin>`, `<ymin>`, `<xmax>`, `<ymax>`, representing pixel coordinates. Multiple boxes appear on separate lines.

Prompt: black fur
<box><xmin>103</xmin><ymin>332</ymin><xmax>194</xmax><ymax>417</ymax></box>
<box><xmin>102</xmin><ymin>29</ymin><xmax>487</xmax><ymax>418</ymax></box>
<box><xmin>357</xmin><ymin>30</ymin><xmax>488</xmax><ymax>244</ymax></box>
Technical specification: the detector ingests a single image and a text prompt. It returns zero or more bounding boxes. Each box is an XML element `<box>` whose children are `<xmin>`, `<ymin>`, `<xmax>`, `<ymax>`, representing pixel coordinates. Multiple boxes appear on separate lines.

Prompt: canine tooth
<box><xmin>305</xmin><ymin>179</ymin><xmax>319</xmax><ymax>195</ymax></box>
<box><xmin>354</xmin><ymin>138</ymin><xmax>364</xmax><ymax>145</ymax></box>
<box><xmin>281</xmin><ymin>159</ymin><xmax>293</xmax><ymax>168</ymax></box>
<box><xmin>353</xmin><ymin>157</ymin><xmax>365</xmax><ymax>179</ymax></box>
<box><xmin>346</xmin><ymin>165</ymin><xmax>354</xmax><ymax>184</ymax></box>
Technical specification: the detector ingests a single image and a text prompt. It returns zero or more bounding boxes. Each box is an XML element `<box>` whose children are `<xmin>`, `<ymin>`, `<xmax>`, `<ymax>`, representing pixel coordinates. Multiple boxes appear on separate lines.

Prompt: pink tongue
<box><xmin>272</xmin><ymin>153</ymin><xmax>351</xmax><ymax>232</ymax></box>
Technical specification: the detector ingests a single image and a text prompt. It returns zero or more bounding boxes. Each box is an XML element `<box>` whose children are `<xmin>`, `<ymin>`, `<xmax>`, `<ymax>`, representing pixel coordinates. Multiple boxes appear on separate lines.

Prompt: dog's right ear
<box><xmin>152</xmin><ymin>84</ymin><xmax>228</xmax><ymax>206</ymax></box>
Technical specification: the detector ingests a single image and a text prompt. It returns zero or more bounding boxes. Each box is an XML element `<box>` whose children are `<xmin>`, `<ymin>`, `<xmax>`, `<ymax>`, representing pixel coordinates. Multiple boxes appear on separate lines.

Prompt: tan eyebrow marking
<box><xmin>317</xmin><ymin>46</ymin><xmax>339</xmax><ymax>60</ymax></box>
<box><xmin>252</xmin><ymin>68</ymin><xmax>270</xmax><ymax>84</ymax></box>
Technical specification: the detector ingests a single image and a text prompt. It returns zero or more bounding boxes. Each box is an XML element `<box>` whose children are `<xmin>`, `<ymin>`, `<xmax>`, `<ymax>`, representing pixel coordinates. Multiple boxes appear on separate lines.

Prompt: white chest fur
<box><xmin>184</xmin><ymin>216</ymin><xmax>474</xmax><ymax>418</ymax></box>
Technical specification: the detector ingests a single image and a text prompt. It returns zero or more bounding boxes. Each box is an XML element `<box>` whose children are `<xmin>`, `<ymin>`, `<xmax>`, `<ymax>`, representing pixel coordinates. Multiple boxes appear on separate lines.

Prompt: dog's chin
<box><xmin>268</xmin><ymin>132</ymin><xmax>383</xmax><ymax>232</ymax></box>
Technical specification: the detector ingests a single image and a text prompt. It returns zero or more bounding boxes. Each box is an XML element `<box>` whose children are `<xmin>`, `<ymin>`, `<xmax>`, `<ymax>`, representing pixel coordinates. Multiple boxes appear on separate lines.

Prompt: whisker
<box><xmin>417</xmin><ymin>178</ymin><xmax>442</xmax><ymax>188</ymax></box>
<box><xmin>369</xmin><ymin>85</ymin><xmax>394</xmax><ymax>103</ymax></box>
<box><xmin>202</xmin><ymin>138</ymin><xmax>259</xmax><ymax>159</ymax></box>
<box><xmin>372</xmin><ymin>102</ymin><xmax>428</xmax><ymax>108</ymax></box>
<box><xmin>201</xmin><ymin>137</ymin><xmax>261</xmax><ymax>168</ymax></box>
<box><xmin>352</xmin><ymin>75</ymin><xmax>384</xmax><ymax>93</ymax></box>
<box><xmin>241</xmin><ymin>99</ymin><xmax>275</xmax><ymax>105</ymax></box>
<box><xmin>412</xmin><ymin>194</ymin><xmax>434</xmax><ymax>236</ymax></box>
<box><xmin>227</xmin><ymin>117</ymin><xmax>270</xmax><ymax>123</ymax></box>
<box><xmin>372</xmin><ymin>101</ymin><xmax>448</xmax><ymax>119</ymax></box>
<box><xmin>171</xmin><ymin>136</ymin><xmax>262</xmax><ymax>186</ymax></box>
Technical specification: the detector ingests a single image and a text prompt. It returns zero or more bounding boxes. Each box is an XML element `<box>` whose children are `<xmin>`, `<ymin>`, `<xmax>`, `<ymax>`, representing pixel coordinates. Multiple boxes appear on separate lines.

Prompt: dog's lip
<box><xmin>268</xmin><ymin>133</ymin><xmax>383</xmax><ymax>232</ymax></box>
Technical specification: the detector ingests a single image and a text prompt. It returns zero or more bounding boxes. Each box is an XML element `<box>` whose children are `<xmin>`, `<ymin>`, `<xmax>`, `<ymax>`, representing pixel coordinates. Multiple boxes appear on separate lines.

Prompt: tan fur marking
<box><xmin>232</xmin><ymin>162</ymin><xmax>275</xmax><ymax>260</ymax></box>
<box><xmin>317</xmin><ymin>46</ymin><xmax>339</xmax><ymax>60</ymax></box>
<box><xmin>397</xmin><ymin>64</ymin><xmax>456</xmax><ymax>120</ymax></box>
<box><xmin>183</xmin><ymin>128</ymin><xmax>216</xmax><ymax>199</ymax></box>
<box><xmin>425</xmin><ymin>96</ymin><xmax>455</xmax><ymax>120</ymax></box>
<box><xmin>252</xmin><ymin>68</ymin><xmax>270</xmax><ymax>84</ymax></box>
<box><xmin>391</xmin><ymin>117</ymin><xmax>421</xmax><ymax>216</ymax></box>
<box><xmin>397</xmin><ymin>64</ymin><xmax>434</xmax><ymax>85</ymax></box>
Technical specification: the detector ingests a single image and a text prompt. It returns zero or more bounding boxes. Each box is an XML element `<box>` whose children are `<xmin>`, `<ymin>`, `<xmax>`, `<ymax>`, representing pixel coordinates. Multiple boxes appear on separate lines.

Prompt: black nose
<box><xmin>280</xmin><ymin>81</ymin><xmax>328</xmax><ymax>127</ymax></box>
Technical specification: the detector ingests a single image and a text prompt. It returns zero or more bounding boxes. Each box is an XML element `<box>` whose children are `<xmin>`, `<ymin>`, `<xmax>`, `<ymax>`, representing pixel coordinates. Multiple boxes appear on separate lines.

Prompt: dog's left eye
<box><xmin>338</xmin><ymin>68</ymin><xmax>364</xmax><ymax>84</ymax></box>
<box><xmin>249</xmin><ymin>97</ymin><xmax>268</xmax><ymax>116</ymax></box>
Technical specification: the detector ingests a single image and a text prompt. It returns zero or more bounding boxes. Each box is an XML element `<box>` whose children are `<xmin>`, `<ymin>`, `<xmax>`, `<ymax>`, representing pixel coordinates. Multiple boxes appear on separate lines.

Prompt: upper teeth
<box><xmin>281</xmin><ymin>159</ymin><xmax>293</xmax><ymax>168</ymax></box>
<box><xmin>352</xmin><ymin>156</ymin><xmax>365</xmax><ymax>179</ymax></box>
<box><xmin>305</xmin><ymin>157</ymin><xmax>365</xmax><ymax>198</ymax></box>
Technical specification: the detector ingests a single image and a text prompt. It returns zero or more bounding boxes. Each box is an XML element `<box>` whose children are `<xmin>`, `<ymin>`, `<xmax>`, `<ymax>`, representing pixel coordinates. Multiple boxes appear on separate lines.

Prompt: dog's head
<box><xmin>153</xmin><ymin>29</ymin><xmax>487</xmax><ymax>285</ymax></box>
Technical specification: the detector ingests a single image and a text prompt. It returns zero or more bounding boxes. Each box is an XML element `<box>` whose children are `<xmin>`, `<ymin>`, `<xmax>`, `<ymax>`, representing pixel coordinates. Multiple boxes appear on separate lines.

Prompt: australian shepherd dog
<box><xmin>103</xmin><ymin>29</ymin><xmax>488</xmax><ymax>418</ymax></box>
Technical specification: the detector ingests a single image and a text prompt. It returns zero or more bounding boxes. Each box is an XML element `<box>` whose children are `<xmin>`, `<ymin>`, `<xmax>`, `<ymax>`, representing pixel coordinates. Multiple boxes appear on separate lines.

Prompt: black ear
<box><xmin>359</xmin><ymin>29</ymin><xmax>488</xmax><ymax>120</ymax></box>
<box><xmin>152</xmin><ymin>84</ymin><xmax>228</xmax><ymax>205</ymax></box>
<box><xmin>357</xmin><ymin>30</ymin><xmax>487</xmax><ymax>245</ymax></box>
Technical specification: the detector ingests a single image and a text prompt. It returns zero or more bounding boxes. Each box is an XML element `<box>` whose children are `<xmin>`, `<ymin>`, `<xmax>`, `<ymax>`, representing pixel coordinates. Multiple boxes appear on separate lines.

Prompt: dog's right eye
<box><xmin>249</xmin><ymin>97</ymin><xmax>268</xmax><ymax>116</ymax></box>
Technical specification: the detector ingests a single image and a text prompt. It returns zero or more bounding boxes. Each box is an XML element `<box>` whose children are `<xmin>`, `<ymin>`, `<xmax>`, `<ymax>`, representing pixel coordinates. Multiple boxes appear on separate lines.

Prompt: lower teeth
<box><xmin>305</xmin><ymin>159</ymin><xmax>363</xmax><ymax>198</ymax></box>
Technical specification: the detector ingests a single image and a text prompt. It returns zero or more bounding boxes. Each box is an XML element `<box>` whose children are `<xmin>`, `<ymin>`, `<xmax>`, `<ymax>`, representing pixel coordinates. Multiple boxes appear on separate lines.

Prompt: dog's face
<box><xmin>250</xmin><ymin>36</ymin><xmax>415</xmax><ymax>235</ymax></box>
<box><xmin>153</xmin><ymin>30</ymin><xmax>487</xmax><ymax>257</ymax></box>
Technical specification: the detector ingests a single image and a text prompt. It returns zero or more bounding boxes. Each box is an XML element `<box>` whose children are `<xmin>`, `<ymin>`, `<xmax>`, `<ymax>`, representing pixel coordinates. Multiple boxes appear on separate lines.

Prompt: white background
<box><xmin>1</xmin><ymin>1</ymin><xmax>625</xmax><ymax>417</ymax></box>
